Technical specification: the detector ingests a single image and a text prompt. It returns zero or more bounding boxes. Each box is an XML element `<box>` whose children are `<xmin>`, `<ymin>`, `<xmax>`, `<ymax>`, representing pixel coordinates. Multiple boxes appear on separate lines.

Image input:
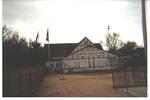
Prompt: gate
<box><xmin>111</xmin><ymin>56</ymin><xmax>147</xmax><ymax>96</ymax></box>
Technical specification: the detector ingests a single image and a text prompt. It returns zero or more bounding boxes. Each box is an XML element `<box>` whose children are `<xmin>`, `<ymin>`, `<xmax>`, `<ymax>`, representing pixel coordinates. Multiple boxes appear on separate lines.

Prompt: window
<box><xmin>83</xmin><ymin>40</ymin><xmax>88</xmax><ymax>45</ymax></box>
<box><xmin>100</xmin><ymin>52</ymin><xmax>104</xmax><ymax>54</ymax></box>
<box><xmin>81</xmin><ymin>55</ymin><xmax>84</xmax><ymax>58</ymax></box>
<box><xmin>78</xmin><ymin>61</ymin><xmax>80</xmax><ymax>68</ymax></box>
<box><xmin>98</xmin><ymin>54</ymin><xmax>101</xmax><ymax>58</ymax></box>
<box><xmin>87</xmin><ymin>47</ymin><xmax>89</xmax><ymax>51</ymax></box>
<box><xmin>56</xmin><ymin>63</ymin><xmax>59</xmax><ymax>67</ymax></box>
<box><xmin>75</xmin><ymin>61</ymin><xmax>77</xmax><ymax>68</ymax></box>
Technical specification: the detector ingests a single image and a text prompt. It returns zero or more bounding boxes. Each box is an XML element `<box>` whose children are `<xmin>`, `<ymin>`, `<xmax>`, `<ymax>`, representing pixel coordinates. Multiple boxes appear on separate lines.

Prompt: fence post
<box><xmin>110</xmin><ymin>57</ymin><xmax>115</xmax><ymax>88</ymax></box>
<box><xmin>29</xmin><ymin>71</ymin><xmax>32</xmax><ymax>96</ymax></box>
<box><xmin>124</xmin><ymin>66</ymin><xmax>129</xmax><ymax>94</ymax></box>
<box><xmin>19</xmin><ymin>72</ymin><xmax>23</xmax><ymax>96</ymax></box>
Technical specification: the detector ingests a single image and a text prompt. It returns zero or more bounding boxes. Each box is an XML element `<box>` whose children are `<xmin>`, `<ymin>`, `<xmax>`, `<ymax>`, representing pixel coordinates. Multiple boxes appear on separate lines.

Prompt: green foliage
<box><xmin>104</xmin><ymin>31</ymin><xmax>146</xmax><ymax>68</ymax></box>
<box><xmin>118</xmin><ymin>41</ymin><xmax>146</xmax><ymax>68</ymax></box>
<box><xmin>3</xmin><ymin>25</ymin><xmax>47</xmax><ymax>69</ymax></box>
<box><xmin>127</xmin><ymin>47</ymin><xmax>147</xmax><ymax>69</ymax></box>
<box><xmin>118</xmin><ymin>41</ymin><xmax>138</xmax><ymax>56</ymax></box>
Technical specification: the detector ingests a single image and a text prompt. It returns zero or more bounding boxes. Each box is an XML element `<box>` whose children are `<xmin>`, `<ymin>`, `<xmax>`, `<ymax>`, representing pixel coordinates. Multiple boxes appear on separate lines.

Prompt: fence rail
<box><xmin>3</xmin><ymin>66</ymin><xmax>47</xmax><ymax>97</ymax></box>
<box><xmin>112</xmin><ymin>69</ymin><xmax>146</xmax><ymax>88</ymax></box>
<box><xmin>111</xmin><ymin>57</ymin><xmax>147</xmax><ymax>97</ymax></box>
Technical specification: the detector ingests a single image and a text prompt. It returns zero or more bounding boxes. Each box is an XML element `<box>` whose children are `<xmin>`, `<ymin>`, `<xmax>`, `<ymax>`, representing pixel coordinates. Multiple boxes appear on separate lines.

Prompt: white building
<box><xmin>45</xmin><ymin>37</ymin><xmax>118</xmax><ymax>73</ymax></box>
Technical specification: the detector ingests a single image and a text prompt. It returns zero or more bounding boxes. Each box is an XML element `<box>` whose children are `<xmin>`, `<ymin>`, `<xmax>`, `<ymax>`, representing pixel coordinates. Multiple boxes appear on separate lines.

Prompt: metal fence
<box><xmin>3</xmin><ymin>66</ymin><xmax>47</xmax><ymax>97</ymax></box>
<box><xmin>111</xmin><ymin>57</ymin><xmax>147</xmax><ymax>97</ymax></box>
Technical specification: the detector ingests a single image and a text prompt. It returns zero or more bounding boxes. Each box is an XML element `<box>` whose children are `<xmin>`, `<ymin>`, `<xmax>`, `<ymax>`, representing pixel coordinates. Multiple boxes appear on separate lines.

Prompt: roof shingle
<box><xmin>44</xmin><ymin>43</ymin><xmax>103</xmax><ymax>57</ymax></box>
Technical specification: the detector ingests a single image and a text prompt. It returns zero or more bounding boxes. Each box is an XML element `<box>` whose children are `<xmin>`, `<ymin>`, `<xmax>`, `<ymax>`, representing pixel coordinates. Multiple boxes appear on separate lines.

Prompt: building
<box><xmin>45</xmin><ymin>37</ymin><xmax>118</xmax><ymax>73</ymax></box>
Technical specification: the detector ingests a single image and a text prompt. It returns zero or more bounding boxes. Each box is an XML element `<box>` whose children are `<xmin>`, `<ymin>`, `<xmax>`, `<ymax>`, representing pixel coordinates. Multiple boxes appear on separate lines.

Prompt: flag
<box><xmin>36</xmin><ymin>32</ymin><xmax>39</xmax><ymax>43</ymax></box>
<box><xmin>46</xmin><ymin>28</ymin><xmax>49</xmax><ymax>41</ymax></box>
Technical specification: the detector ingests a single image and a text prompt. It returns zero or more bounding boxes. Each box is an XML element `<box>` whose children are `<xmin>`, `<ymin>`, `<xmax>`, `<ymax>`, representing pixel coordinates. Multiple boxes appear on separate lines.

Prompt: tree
<box><xmin>118</xmin><ymin>41</ymin><xmax>146</xmax><ymax>69</ymax></box>
<box><xmin>3</xmin><ymin>25</ymin><xmax>20</xmax><ymax>43</ymax></box>
<box><xmin>3</xmin><ymin>25</ymin><xmax>48</xmax><ymax>69</ymax></box>
<box><xmin>105</xmin><ymin>32</ymin><xmax>123</xmax><ymax>54</ymax></box>
<box><xmin>125</xmin><ymin>47</ymin><xmax>147</xmax><ymax>69</ymax></box>
<box><xmin>3</xmin><ymin>25</ymin><xmax>30</xmax><ymax>68</ymax></box>
<box><xmin>29</xmin><ymin>39</ymin><xmax>41</xmax><ymax>49</ymax></box>
<box><xmin>28</xmin><ymin>40</ymin><xmax>45</xmax><ymax>65</ymax></box>
<box><xmin>118</xmin><ymin>41</ymin><xmax>137</xmax><ymax>56</ymax></box>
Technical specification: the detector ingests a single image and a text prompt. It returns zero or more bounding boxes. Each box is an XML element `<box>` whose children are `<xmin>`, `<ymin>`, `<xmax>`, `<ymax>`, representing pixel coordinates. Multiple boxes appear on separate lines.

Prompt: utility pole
<box><xmin>141</xmin><ymin>0</ymin><xmax>147</xmax><ymax>58</ymax></box>
<box><xmin>107</xmin><ymin>25</ymin><xmax>110</xmax><ymax>52</ymax></box>
<box><xmin>108</xmin><ymin>25</ymin><xmax>110</xmax><ymax>34</ymax></box>
<box><xmin>141</xmin><ymin>0</ymin><xmax>147</xmax><ymax>87</ymax></box>
<box><xmin>107</xmin><ymin>25</ymin><xmax>114</xmax><ymax>87</ymax></box>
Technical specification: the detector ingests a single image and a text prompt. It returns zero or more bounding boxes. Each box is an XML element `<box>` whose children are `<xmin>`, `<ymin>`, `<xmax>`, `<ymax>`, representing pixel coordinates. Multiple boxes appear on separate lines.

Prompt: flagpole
<box><xmin>48</xmin><ymin>39</ymin><xmax>50</xmax><ymax>61</ymax></box>
<box><xmin>46</xmin><ymin>28</ymin><xmax>51</xmax><ymax>72</ymax></box>
<box><xmin>48</xmin><ymin>40</ymin><xmax>51</xmax><ymax>73</ymax></box>
<box><xmin>36</xmin><ymin>32</ymin><xmax>39</xmax><ymax>44</ymax></box>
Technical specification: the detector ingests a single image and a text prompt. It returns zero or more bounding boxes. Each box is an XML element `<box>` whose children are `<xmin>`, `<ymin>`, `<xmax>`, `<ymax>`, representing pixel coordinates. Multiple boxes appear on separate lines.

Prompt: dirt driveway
<box><xmin>37</xmin><ymin>73</ymin><xmax>130</xmax><ymax>97</ymax></box>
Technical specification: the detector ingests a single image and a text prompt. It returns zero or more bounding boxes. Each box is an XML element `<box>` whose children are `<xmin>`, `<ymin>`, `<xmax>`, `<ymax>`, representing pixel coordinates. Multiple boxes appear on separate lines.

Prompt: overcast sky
<box><xmin>3</xmin><ymin>0</ymin><xmax>150</xmax><ymax>48</ymax></box>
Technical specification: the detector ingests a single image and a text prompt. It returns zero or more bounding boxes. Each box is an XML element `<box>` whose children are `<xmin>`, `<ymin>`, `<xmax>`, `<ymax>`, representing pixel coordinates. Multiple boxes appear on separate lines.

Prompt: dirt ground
<box><xmin>37</xmin><ymin>73</ymin><xmax>130</xmax><ymax>97</ymax></box>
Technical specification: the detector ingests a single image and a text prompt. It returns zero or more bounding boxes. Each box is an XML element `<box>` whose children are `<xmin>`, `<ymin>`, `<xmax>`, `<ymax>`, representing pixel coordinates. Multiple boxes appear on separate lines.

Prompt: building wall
<box><xmin>63</xmin><ymin>58</ymin><xmax>109</xmax><ymax>68</ymax></box>
<box><xmin>46</xmin><ymin>61</ymin><xmax>62</xmax><ymax>72</ymax></box>
<box><xmin>46</xmin><ymin>37</ymin><xmax>118</xmax><ymax>73</ymax></box>
<box><xmin>62</xmin><ymin>46</ymin><xmax>118</xmax><ymax>73</ymax></box>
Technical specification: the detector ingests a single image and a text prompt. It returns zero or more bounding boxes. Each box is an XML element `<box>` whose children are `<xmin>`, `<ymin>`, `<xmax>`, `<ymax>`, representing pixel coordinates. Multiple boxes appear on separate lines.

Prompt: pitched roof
<box><xmin>44</xmin><ymin>43</ymin><xmax>103</xmax><ymax>57</ymax></box>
